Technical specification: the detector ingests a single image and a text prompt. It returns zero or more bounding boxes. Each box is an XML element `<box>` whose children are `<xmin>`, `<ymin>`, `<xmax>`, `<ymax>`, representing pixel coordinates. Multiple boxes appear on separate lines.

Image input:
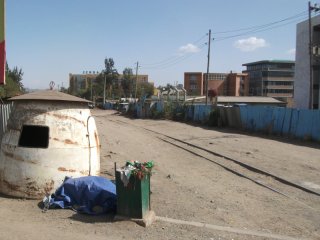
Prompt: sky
<box><xmin>5</xmin><ymin>0</ymin><xmax>317</xmax><ymax>89</ymax></box>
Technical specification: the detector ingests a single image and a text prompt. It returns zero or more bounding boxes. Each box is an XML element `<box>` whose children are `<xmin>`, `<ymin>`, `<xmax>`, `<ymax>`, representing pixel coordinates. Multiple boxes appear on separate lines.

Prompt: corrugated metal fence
<box><xmin>0</xmin><ymin>103</ymin><xmax>13</xmax><ymax>143</ymax></box>
<box><xmin>184</xmin><ymin>105</ymin><xmax>212</xmax><ymax>122</ymax></box>
<box><xmin>239</xmin><ymin>106</ymin><xmax>320</xmax><ymax>141</ymax></box>
<box><xmin>132</xmin><ymin>101</ymin><xmax>320</xmax><ymax>142</ymax></box>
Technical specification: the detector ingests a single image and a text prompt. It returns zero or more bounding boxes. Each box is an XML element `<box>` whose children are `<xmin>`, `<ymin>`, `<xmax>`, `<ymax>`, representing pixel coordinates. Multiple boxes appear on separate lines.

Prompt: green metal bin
<box><xmin>115</xmin><ymin>170</ymin><xmax>150</xmax><ymax>219</ymax></box>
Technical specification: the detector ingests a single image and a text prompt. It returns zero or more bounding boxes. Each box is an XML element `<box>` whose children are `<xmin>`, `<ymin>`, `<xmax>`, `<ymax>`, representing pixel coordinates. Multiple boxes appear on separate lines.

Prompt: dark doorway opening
<box><xmin>19</xmin><ymin>125</ymin><xmax>49</xmax><ymax>148</ymax></box>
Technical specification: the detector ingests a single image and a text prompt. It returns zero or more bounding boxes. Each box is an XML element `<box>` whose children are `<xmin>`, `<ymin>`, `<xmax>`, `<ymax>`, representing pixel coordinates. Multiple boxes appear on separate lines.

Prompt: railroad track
<box><xmin>106</xmin><ymin>117</ymin><xmax>320</xmax><ymax>211</ymax></box>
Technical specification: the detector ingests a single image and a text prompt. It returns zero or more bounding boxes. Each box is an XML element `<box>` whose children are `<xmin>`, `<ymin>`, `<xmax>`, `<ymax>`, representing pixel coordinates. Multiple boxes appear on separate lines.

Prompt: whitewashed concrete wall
<box><xmin>294</xmin><ymin>15</ymin><xmax>320</xmax><ymax>109</ymax></box>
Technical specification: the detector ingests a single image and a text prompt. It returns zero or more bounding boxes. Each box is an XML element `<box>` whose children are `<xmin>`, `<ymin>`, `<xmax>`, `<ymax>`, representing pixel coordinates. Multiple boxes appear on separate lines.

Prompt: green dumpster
<box><xmin>115</xmin><ymin>161</ymin><xmax>154</xmax><ymax>220</ymax></box>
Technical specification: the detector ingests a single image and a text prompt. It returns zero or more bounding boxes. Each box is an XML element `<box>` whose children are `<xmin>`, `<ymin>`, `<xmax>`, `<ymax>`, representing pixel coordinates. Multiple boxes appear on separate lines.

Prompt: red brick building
<box><xmin>184</xmin><ymin>72</ymin><xmax>249</xmax><ymax>96</ymax></box>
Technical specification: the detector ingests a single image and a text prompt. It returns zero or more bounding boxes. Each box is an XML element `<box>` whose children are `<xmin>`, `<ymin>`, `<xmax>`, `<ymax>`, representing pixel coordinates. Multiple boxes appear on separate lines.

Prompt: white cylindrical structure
<box><xmin>0</xmin><ymin>91</ymin><xmax>100</xmax><ymax>199</ymax></box>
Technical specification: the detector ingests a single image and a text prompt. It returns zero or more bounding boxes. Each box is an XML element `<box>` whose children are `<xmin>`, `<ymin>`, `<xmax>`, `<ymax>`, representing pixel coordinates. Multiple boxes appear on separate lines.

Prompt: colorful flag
<box><xmin>0</xmin><ymin>0</ymin><xmax>5</xmax><ymax>85</ymax></box>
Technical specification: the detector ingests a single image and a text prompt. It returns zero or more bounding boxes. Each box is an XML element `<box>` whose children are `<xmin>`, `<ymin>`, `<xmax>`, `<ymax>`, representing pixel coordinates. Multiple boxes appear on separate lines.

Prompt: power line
<box><xmin>139</xmin><ymin>10</ymin><xmax>310</xmax><ymax>71</ymax></box>
<box><xmin>141</xmin><ymin>43</ymin><xmax>207</xmax><ymax>70</ymax></box>
<box><xmin>141</xmin><ymin>34</ymin><xmax>207</xmax><ymax>67</ymax></box>
<box><xmin>212</xmin><ymin>10</ymin><xmax>308</xmax><ymax>35</ymax></box>
<box><xmin>214</xmin><ymin>16</ymin><xmax>308</xmax><ymax>42</ymax></box>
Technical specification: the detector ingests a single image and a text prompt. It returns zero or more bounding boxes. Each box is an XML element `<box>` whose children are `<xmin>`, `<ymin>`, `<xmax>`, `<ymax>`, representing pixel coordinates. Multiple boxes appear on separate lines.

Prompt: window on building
<box><xmin>19</xmin><ymin>125</ymin><xmax>49</xmax><ymax>148</ymax></box>
<box><xmin>264</xmin><ymin>81</ymin><xmax>293</xmax><ymax>86</ymax></box>
<box><xmin>189</xmin><ymin>74</ymin><xmax>198</xmax><ymax>84</ymax></box>
<box><xmin>267</xmin><ymin>89</ymin><xmax>292</xmax><ymax>94</ymax></box>
<box><xmin>190</xmin><ymin>85</ymin><xmax>197</xmax><ymax>89</ymax></box>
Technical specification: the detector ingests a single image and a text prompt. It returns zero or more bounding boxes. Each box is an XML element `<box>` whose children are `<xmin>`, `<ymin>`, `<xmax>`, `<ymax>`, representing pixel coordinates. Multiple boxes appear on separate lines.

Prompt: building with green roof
<box><xmin>242</xmin><ymin>60</ymin><xmax>295</xmax><ymax>106</ymax></box>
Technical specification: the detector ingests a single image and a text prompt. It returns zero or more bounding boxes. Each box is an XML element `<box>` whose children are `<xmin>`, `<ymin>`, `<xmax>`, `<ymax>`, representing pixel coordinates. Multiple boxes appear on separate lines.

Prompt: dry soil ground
<box><xmin>0</xmin><ymin>109</ymin><xmax>319</xmax><ymax>240</ymax></box>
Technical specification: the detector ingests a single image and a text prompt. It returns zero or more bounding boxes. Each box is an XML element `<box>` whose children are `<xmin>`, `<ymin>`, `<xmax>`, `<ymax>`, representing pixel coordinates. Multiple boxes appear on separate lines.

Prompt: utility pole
<box><xmin>205</xmin><ymin>29</ymin><xmax>212</xmax><ymax>106</ymax></box>
<box><xmin>134</xmin><ymin>61</ymin><xmax>139</xmax><ymax>101</ymax></box>
<box><xmin>309</xmin><ymin>1</ymin><xmax>313</xmax><ymax>110</ymax></box>
<box><xmin>103</xmin><ymin>72</ymin><xmax>106</xmax><ymax>105</ymax></box>
<box><xmin>90</xmin><ymin>78</ymin><xmax>93</xmax><ymax>101</ymax></box>
<box><xmin>308</xmin><ymin>2</ymin><xmax>320</xmax><ymax>109</ymax></box>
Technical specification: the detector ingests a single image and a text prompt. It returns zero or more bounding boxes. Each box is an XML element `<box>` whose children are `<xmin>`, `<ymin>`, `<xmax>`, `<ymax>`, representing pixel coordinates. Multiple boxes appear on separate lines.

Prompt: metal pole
<box><xmin>205</xmin><ymin>29</ymin><xmax>211</xmax><ymax>106</ymax></box>
<box><xmin>134</xmin><ymin>61</ymin><xmax>139</xmax><ymax>101</ymax></box>
<box><xmin>309</xmin><ymin>1</ymin><xmax>314</xmax><ymax>109</ymax></box>
<box><xmin>103</xmin><ymin>73</ymin><xmax>106</xmax><ymax>105</ymax></box>
<box><xmin>86</xmin><ymin>75</ymin><xmax>93</xmax><ymax>101</ymax></box>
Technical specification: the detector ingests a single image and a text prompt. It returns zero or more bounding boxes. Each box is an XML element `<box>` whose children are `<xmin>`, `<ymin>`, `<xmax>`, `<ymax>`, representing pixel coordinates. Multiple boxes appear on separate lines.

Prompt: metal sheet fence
<box><xmin>181</xmin><ymin>104</ymin><xmax>320</xmax><ymax>142</ymax></box>
<box><xmin>0</xmin><ymin>103</ymin><xmax>13</xmax><ymax>143</ymax></box>
<box><xmin>239</xmin><ymin>106</ymin><xmax>320</xmax><ymax>141</ymax></box>
<box><xmin>131</xmin><ymin>102</ymin><xmax>320</xmax><ymax>142</ymax></box>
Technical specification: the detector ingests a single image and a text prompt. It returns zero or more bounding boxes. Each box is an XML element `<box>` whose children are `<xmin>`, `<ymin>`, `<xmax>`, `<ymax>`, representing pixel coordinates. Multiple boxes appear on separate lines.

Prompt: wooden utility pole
<box><xmin>134</xmin><ymin>61</ymin><xmax>139</xmax><ymax>101</ymax></box>
<box><xmin>103</xmin><ymin>72</ymin><xmax>106</xmax><ymax>104</ymax></box>
<box><xmin>205</xmin><ymin>29</ymin><xmax>211</xmax><ymax>106</ymax></box>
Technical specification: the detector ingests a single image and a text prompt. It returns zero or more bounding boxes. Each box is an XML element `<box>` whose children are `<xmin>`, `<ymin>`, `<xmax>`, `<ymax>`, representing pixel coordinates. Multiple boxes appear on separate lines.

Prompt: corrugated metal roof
<box><xmin>186</xmin><ymin>96</ymin><xmax>283</xmax><ymax>104</ymax></box>
<box><xmin>217</xmin><ymin>96</ymin><xmax>283</xmax><ymax>103</ymax></box>
<box><xmin>9</xmin><ymin>90</ymin><xmax>91</xmax><ymax>103</ymax></box>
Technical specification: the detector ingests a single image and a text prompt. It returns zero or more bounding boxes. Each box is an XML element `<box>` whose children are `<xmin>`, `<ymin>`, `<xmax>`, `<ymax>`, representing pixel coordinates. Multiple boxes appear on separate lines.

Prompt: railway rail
<box><xmin>107</xmin><ymin>118</ymin><xmax>320</xmax><ymax>212</ymax></box>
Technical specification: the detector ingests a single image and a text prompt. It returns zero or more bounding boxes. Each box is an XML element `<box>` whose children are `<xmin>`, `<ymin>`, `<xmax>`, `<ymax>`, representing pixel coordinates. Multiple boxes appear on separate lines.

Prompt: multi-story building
<box><xmin>69</xmin><ymin>72</ymin><xmax>99</xmax><ymax>96</ymax></box>
<box><xmin>226</xmin><ymin>73</ymin><xmax>249</xmax><ymax>96</ymax></box>
<box><xmin>203</xmin><ymin>73</ymin><xmax>228</xmax><ymax>95</ymax></box>
<box><xmin>294</xmin><ymin>15</ymin><xmax>320</xmax><ymax>109</ymax></box>
<box><xmin>184</xmin><ymin>72</ymin><xmax>203</xmax><ymax>96</ymax></box>
<box><xmin>242</xmin><ymin>60</ymin><xmax>295</xmax><ymax>104</ymax></box>
<box><xmin>184</xmin><ymin>72</ymin><xmax>249</xmax><ymax>96</ymax></box>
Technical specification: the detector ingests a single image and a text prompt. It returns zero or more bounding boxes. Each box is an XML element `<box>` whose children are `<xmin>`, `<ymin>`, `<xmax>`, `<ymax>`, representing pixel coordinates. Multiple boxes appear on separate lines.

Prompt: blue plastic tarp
<box><xmin>48</xmin><ymin>176</ymin><xmax>117</xmax><ymax>214</ymax></box>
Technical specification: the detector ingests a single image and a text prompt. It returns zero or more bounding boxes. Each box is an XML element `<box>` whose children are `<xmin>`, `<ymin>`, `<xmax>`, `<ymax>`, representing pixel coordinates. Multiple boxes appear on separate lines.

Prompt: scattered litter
<box><xmin>118</xmin><ymin>161</ymin><xmax>154</xmax><ymax>186</ymax></box>
<box><xmin>119</xmin><ymin>164</ymin><xmax>135</xmax><ymax>187</ymax></box>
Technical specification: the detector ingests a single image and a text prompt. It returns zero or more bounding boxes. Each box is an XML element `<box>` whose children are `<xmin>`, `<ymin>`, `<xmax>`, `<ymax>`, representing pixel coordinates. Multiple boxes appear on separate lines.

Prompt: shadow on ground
<box><xmin>68</xmin><ymin>212</ymin><xmax>115</xmax><ymax>223</ymax></box>
<box><xmin>114</xmin><ymin>110</ymin><xmax>320</xmax><ymax>150</ymax></box>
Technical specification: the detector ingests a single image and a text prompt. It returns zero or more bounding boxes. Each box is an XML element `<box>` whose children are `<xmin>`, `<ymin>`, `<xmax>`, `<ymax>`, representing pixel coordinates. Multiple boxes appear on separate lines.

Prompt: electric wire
<box><xmin>141</xmin><ymin>43</ymin><xmax>207</xmax><ymax>70</ymax></box>
<box><xmin>139</xmin><ymin>10</ymin><xmax>311</xmax><ymax>70</ymax></box>
<box><xmin>212</xmin><ymin>10</ymin><xmax>308</xmax><ymax>35</ymax></box>
<box><xmin>141</xmin><ymin>34</ymin><xmax>207</xmax><ymax>67</ymax></box>
<box><xmin>215</xmin><ymin>16</ymin><xmax>308</xmax><ymax>42</ymax></box>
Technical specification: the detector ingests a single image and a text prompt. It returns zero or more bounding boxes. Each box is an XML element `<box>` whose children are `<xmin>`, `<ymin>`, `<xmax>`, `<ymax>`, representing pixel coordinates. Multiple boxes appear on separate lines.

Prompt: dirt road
<box><xmin>0</xmin><ymin>109</ymin><xmax>319</xmax><ymax>240</ymax></box>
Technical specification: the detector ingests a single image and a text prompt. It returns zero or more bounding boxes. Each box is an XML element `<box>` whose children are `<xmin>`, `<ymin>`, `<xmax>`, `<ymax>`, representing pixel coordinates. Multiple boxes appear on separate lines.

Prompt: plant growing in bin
<box><xmin>126</xmin><ymin>161</ymin><xmax>154</xmax><ymax>180</ymax></box>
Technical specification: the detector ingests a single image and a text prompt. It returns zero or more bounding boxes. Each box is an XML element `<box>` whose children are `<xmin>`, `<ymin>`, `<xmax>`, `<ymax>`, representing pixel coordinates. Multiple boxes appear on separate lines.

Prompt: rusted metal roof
<box><xmin>9</xmin><ymin>90</ymin><xmax>91</xmax><ymax>103</ymax></box>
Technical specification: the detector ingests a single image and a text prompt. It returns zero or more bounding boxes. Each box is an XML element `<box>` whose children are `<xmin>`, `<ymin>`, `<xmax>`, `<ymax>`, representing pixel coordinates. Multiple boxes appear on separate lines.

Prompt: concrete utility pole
<box><xmin>90</xmin><ymin>78</ymin><xmax>93</xmax><ymax>101</ymax></box>
<box><xmin>134</xmin><ymin>61</ymin><xmax>139</xmax><ymax>101</ymax></box>
<box><xmin>205</xmin><ymin>29</ymin><xmax>212</xmax><ymax>106</ymax></box>
<box><xmin>103</xmin><ymin>72</ymin><xmax>106</xmax><ymax>104</ymax></box>
<box><xmin>308</xmin><ymin>1</ymin><xmax>320</xmax><ymax>109</ymax></box>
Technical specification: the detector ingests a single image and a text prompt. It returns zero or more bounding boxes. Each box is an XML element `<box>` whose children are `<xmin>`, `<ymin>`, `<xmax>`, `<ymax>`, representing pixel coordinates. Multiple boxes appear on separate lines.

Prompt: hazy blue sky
<box><xmin>5</xmin><ymin>0</ymin><xmax>315</xmax><ymax>89</ymax></box>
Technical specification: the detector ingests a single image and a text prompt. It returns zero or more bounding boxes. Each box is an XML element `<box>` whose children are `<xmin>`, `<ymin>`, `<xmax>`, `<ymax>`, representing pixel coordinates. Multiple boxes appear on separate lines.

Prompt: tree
<box><xmin>121</xmin><ymin>67</ymin><xmax>134</xmax><ymax>98</ymax></box>
<box><xmin>103</xmin><ymin>58</ymin><xmax>119</xmax><ymax>98</ymax></box>
<box><xmin>0</xmin><ymin>63</ymin><xmax>25</xmax><ymax>98</ymax></box>
<box><xmin>78</xmin><ymin>58</ymin><xmax>122</xmax><ymax>100</ymax></box>
<box><xmin>136</xmin><ymin>82</ymin><xmax>154</xmax><ymax>99</ymax></box>
<box><xmin>8</xmin><ymin>65</ymin><xmax>24</xmax><ymax>91</ymax></box>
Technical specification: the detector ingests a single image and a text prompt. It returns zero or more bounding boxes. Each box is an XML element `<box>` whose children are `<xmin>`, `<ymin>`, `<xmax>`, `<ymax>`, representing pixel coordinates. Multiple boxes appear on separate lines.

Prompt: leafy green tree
<box><xmin>8</xmin><ymin>66</ymin><xmax>24</xmax><ymax>91</ymax></box>
<box><xmin>0</xmin><ymin>63</ymin><xmax>25</xmax><ymax>98</ymax></box>
<box><xmin>103</xmin><ymin>58</ymin><xmax>119</xmax><ymax>98</ymax></box>
<box><xmin>121</xmin><ymin>67</ymin><xmax>134</xmax><ymax>97</ymax></box>
<box><xmin>136</xmin><ymin>82</ymin><xmax>154</xmax><ymax>99</ymax></box>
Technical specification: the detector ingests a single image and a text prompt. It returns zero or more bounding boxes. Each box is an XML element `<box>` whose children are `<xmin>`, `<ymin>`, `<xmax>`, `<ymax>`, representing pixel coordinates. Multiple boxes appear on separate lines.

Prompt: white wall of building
<box><xmin>294</xmin><ymin>15</ymin><xmax>320</xmax><ymax>109</ymax></box>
